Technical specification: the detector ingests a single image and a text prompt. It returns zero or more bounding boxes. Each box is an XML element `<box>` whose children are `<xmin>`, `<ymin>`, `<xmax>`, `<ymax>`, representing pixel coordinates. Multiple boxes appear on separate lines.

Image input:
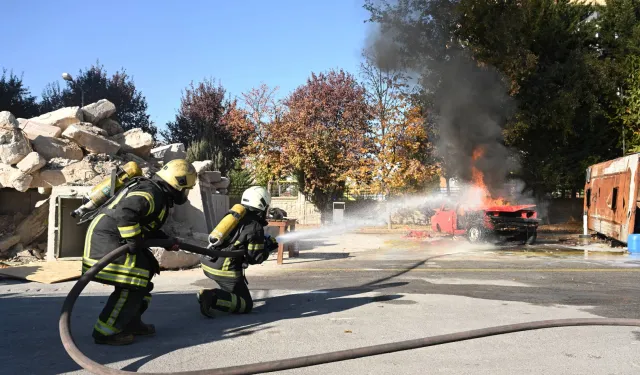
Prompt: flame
<box><xmin>470</xmin><ymin>146</ymin><xmax>510</xmax><ymax>207</ymax></box>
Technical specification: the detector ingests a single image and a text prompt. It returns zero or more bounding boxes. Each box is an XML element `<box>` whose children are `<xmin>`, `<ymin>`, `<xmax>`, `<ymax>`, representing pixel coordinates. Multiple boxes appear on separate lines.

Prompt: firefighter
<box><xmin>82</xmin><ymin>159</ymin><xmax>197</xmax><ymax>345</ymax></box>
<box><xmin>197</xmin><ymin>186</ymin><xmax>279</xmax><ymax>318</ymax></box>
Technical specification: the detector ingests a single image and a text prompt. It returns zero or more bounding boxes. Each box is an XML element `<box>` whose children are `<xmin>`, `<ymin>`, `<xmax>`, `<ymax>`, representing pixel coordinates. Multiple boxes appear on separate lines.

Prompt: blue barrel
<box><xmin>627</xmin><ymin>234</ymin><xmax>640</xmax><ymax>254</ymax></box>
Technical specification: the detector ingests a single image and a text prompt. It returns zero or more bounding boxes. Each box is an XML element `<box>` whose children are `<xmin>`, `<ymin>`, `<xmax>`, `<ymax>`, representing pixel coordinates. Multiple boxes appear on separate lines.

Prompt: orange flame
<box><xmin>471</xmin><ymin>147</ymin><xmax>510</xmax><ymax>207</ymax></box>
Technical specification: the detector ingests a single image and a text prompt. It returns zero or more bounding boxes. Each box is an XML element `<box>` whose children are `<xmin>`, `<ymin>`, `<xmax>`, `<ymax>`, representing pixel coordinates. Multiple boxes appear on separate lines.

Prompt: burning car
<box><xmin>431</xmin><ymin>203</ymin><xmax>540</xmax><ymax>244</ymax></box>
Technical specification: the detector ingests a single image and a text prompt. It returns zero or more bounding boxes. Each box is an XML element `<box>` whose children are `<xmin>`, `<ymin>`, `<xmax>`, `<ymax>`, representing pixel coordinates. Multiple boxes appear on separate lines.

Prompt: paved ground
<box><xmin>2</xmin><ymin>231</ymin><xmax>640</xmax><ymax>374</ymax></box>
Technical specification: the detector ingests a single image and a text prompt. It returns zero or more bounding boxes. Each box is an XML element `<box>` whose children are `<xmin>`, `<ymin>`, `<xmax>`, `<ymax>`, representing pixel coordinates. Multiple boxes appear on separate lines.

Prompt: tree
<box><xmin>40</xmin><ymin>62</ymin><xmax>157</xmax><ymax>138</ymax></box>
<box><xmin>162</xmin><ymin>79</ymin><xmax>248</xmax><ymax>175</ymax></box>
<box><xmin>596</xmin><ymin>0</ymin><xmax>640</xmax><ymax>153</ymax></box>
<box><xmin>224</xmin><ymin>83</ymin><xmax>285</xmax><ymax>186</ymax></box>
<box><xmin>365</xmin><ymin>0</ymin><xmax>624</xmax><ymax>197</ymax></box>
<box><xmin>0</xmin><ymin>69</ymin><xmax>40</xmax><ymax>118</ymax></box>
<box><xmin>273</xmin><ymin>69</ymin><xmax>372</xmax><ymax>221</ymax></box>
<box><xmin>359</xmin><ymin>52</ymin><xmax>438</xmax><ymax>198</ymax></box>
<box><xmin>455</xmin><ymin>0</ymin><xmax>621</xmax><ymax>195</ymax></box>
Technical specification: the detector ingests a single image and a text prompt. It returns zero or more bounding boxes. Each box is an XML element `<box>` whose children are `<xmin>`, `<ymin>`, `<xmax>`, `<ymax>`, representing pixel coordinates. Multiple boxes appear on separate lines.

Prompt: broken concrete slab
<box><xmin>39</xmin><ymin>160</ymin><xmax>98</xmax><ymax>186</ymax></box>
<box><xmin>0</xmin><ymin>111</ymin><xmax>19</xmax><ymax>129</ymax></box>
<box><xmin>30</xmin><ymin>106</ymin><xmax>83</xmax><ymax>131</ymax></box>
<box><xmin>0</xmin><ymin>235</ymin><xmax>21</xmax><ymax>255</ymax></box>
<box><xmin>0</xmin><ymin>127</ymin><xmax>31</xmax><ymax>165</ymax></box>
<box><xmin>16</xmin><ymin>151</ymin><xmax>47</xmax><ymax>174</ymax></box>
<box><xmin>81</xmin><ymin>99</ymin><xmax>116</xmax><ymax>124</ymax></box>
<box><xmin>62</xmin><ymin>123</ymin><xmax>121</xmax><ymax>155</ymax></box>
<box><xmin>18</xmin><ymin>118</ymin><xmax>63</xmax><ymax>140</ymax></box>
<box><xmin>150</xmin><ymin>247</ymin><xmax>201</xmax><ymax>270</ymax></box>
<box><xmin>111</xmin><ymin>128</ymin><xmax>154</xmax><ymax>158</ymax></box>
<box><xmin>200</xmin><ymin>171</ymin><xmax>222</xmax><ymax>183</ymax></box>
<box><xmin>0</xmin><ymin>163</ymin><xmax>14</xmax><ymax>187</ymax></box>
<box><xmin>97</xmin><ymin>118</ymin><xmax>124</xmax><ymax>136</ymax></box>
<box><xmin>212</xmin><ymin>177</ymin><xmax>230</xmax><ymax>189</ymax></box>
<box><xmin>192</xmin><ymin>160</ymin><xmax>214</xmax><ymax>174</ymax></box>
<box><xmin>151</xmin><ymin>143</ymin><xmax>186</xmax><ymax>163</ymax></box>
<box><xmin>31</xmin><ymin>136</ymin><xmax>84</xmax><ymax>161</ymax></box>
<box><xmin>11</xmin><ymin>170</ymin><xmax>34</xmax><ymax>192</ymax></box>
<box><xmin>15</xmin><ymin>199</ymin><xmax>49</xmax><ymax>247</ymax></box>
<box><xmin>69</xmin><ymin>122</ymin><xmax>108</xmax><ymax>136</ymax></box>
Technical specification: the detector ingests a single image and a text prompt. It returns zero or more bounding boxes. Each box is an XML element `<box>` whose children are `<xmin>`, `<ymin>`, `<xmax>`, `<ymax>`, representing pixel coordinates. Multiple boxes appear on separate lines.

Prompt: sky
<box><xmin>2</xmin><ymin>0</ymin><xmax>374</xmax><ymax>132</ymax></box>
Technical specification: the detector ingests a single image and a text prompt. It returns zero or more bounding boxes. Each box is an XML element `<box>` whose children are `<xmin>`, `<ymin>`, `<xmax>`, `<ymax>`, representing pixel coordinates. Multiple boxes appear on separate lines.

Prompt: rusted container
<box><xmin>584</xmin><ymin>153</ymin><xmax>640</xmax><ymax>243</ymax></box>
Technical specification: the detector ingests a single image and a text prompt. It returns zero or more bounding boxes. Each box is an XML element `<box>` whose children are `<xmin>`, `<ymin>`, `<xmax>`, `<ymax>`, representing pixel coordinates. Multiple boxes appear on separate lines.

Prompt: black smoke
<box><xmin>364</xmin><ymin>1</ymin><xmax>517</xmax><ymax>197</ymax></box>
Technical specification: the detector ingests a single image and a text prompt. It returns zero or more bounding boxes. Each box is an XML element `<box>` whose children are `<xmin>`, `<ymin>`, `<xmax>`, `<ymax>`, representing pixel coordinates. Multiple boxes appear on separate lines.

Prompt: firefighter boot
<box><xmin>124</xmin><ymin>317</ymin><xmax>156</xmax><ymax>336</ymax></box>
<box><xmin>93</xmin><ymin>331</ymin><xmax>135</xmax><ymax>346</ymax></box>
<box><xmin>197</xmin><ymin>289</ymin><xmax>221</xmax><ymax>318</ymax></box>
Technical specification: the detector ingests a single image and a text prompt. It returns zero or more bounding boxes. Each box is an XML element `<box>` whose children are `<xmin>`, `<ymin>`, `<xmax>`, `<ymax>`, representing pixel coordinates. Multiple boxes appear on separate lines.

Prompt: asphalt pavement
<box><xmin>1</xmin><ymin>232</ymin><xmax>640</xmax><ymax>374</ymax></box>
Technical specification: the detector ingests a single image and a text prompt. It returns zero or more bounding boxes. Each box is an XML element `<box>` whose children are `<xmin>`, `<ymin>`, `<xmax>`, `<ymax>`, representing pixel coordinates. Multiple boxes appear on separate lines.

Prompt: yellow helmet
<box><xmin>155</xmin><ymin>159</ymin><xmax>197</xmax><ymax>191</ymax></box>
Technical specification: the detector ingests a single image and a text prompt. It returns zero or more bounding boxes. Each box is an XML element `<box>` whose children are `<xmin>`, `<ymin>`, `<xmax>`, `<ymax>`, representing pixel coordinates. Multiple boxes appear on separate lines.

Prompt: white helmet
<box><xmin>241</xmin><ymin>186</ymin><xmax>271</xmax><ymax>212</ymax></box>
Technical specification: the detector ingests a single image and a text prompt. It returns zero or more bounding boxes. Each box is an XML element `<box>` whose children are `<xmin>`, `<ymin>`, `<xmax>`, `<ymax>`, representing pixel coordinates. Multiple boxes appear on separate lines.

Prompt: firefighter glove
<box><xmin>265</xmin><ymin>235</ymin><xmax>279</xmax><ymax>251</ymax></box>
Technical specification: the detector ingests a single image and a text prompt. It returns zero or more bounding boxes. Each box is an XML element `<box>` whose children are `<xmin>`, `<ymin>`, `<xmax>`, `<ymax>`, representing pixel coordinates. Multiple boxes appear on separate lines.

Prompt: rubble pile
<box><xmin>0</xmin><ymin>99</ymin><xmax>231</xmax><ymax>265</ymax></box>
<box><xmin>0</xmin><ymin>100</ymin><xmax>162</xmax><ymax>192</ymax></box>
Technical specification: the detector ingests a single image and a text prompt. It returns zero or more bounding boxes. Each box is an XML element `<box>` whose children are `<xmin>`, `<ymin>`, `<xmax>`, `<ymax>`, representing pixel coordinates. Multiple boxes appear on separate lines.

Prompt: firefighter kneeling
<box><xmin>82</xmin><ymin>159</ymin><xmax>197</xmax><ymax>345</ymax></box>
<box><xmin>197</xmin><ymin>186</ymin><xmax>279</xmax><ymax>317</ymax></box>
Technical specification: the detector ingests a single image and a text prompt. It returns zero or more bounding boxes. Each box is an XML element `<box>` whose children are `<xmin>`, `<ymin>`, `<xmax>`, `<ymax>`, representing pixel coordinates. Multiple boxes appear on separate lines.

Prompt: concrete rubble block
<box><xmin>71</xmin><ymin>122</ymin><xmax>108</xmax><ymax>136</ymax></box>
<box><xmin>199</xmin><ymin>170</ymin><xmax>222</xmax><ymax>183</ymax></box>
<box><xmin>151</xmin><ymin>143</ymin><xmax>186</xmax><ymax>163</ymax></box>
<box><xmin>211</xmin><ymin>177</ymin><xmax>230</xmax><ymax>189</ymax></box>
<box><xmin>62</xmin><ymin>123</ymin><xmax>121</xmax><ymax>155</ymax></box>
<box><xmin>0</xmin><ymin>163</ymin><xmax>15</xmax><ymax>187</ymax></box>
<box><xmin>0</xmin><ymin>111</ymin><xmax>19</xmax><ymax>129</ymax></box>
<box><xmin>81</xmin><ymin>99</ymin><xmax>116</xmax><ymax>124</ymax></box>
<box><xmin>111</xmin><ymin>128</ymin><xmax>154</xmax><ymax>158</ymax></box>
<box><xmin>15</xmin><ymin>199</ymin><xmax>49</xmax><ymax>247</ymax></box>
<box><xmin>0</xmin><ymin>235</ymin><xmax>21</xmax><ymax>255</ymax></box>
<box><xmin>11</xmin><ymin>169</ymin><xmax>34</xmax><ymax>192</ymax></box>
<box><xmin>18</xmin><ymin>118</ymin><xmax>63</xmax><ymax>140</ymax></box>
<box><xmin>16</xmin><ymin>151</ymin><xmax>47</xmax><ymax>174</ymax></box>
<box><xmin>192</xmin><ymin>160</ymin><xmax>214</xmax><ymax>174</ymax></box>
<box><xmin>30</xmin><ymin>106</ymin><xmax>83</xmax><ymax>131</ymax></box>
<box><xmin>39</xmin><ymin>160</ymin><xmax>98</xmax><ymax>186</ymax></box>
<box><xmin>0</xmin><ymin>127</ymin><xmax>31</xmax><ymax>165</ymax></box>
<box><xmin>97</xmin><ymin>118</ymin><xmax>124</xmax><ymax>136</ymax></box>
<box><xmin>29</xmin><ymin>171</ymin><xmax>48</xmax><ymax>189</ymax></box>
<box><xmin>150</xmin><ymin>247</ymin><xmax>201</xmax><ymax>270</ymax></box>
<box><xmin>31</xmin><ymin>136</ymin><xmax>84</xmax><ymax>161</ymax></box>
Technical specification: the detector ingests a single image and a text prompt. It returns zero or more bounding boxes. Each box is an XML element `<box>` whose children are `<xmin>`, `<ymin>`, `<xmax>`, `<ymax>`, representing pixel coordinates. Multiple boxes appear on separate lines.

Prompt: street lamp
<box><xmin>62</xmin><ymin>72</ymin><xmax>84</xmax><ymax>107</ymax></box>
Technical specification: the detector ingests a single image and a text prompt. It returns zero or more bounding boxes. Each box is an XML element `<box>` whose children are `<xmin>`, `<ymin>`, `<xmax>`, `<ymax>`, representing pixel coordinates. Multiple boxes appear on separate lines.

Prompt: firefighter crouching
<box><xmin>197</xmin><ymin>186</ymin><xmax>279</xmax><ymax>317</ymax></box>
<box><xmin>82</xmin><ymin>159</ymin><xmax>197</xmax><ymax>345</ymax></box>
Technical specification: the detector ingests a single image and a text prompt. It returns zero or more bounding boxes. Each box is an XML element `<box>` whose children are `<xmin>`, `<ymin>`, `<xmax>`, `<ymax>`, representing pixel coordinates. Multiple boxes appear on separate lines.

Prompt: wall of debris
<box><xmin>0</xmin><ymin>99</ymin><xmax>230</xmax><ymax>268</ymax></box>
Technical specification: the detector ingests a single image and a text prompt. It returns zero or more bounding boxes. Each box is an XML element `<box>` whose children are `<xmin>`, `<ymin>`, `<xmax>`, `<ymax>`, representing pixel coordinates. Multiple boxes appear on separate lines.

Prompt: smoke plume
<box><xmin>364</xmin><ymin>7</ymin><xmax>517</xmax><ymax>197</ymax></box>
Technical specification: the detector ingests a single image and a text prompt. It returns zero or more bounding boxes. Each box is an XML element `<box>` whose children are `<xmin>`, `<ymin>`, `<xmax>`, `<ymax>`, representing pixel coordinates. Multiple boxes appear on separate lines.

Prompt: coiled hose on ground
<box><xmin>60</xmin><ymin>240</ymin><xmax>640</xmax><ymax>375</ymax></box>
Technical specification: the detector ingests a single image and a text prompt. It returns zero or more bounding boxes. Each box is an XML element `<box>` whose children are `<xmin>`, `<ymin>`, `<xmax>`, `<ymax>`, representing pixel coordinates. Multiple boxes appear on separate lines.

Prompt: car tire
<box><xmin>467</xmin><ymin>225</ymin><xmax>484</xmax><ymax>243</ymax></box>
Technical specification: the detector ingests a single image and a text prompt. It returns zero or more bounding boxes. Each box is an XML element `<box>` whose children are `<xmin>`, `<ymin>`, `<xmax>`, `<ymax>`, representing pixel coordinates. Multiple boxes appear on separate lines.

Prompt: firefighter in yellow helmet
<box><xmin>82</xmin><ymin>159</ymin><xmax>197</xmax><ymax>345</ymax></box>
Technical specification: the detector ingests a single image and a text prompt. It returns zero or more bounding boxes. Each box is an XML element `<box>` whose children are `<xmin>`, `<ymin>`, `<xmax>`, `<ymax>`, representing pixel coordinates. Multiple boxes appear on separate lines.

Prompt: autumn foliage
<box><xmin>226</xmin><ymin>68</ymin><xmax>438</xmax><ymax>218</ymax></box>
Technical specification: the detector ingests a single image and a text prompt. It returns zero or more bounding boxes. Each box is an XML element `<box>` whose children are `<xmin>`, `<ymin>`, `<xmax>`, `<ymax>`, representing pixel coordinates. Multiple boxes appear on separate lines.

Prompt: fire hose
<box><xmin>60</xmin><ymin>240</ymin><xmax>640</xmax><ymax>375</ymax></box>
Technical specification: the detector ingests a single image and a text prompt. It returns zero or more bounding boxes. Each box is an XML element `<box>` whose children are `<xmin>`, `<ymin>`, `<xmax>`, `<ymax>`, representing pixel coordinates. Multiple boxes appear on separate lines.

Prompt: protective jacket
<box><xmin>201</xmin><ymin>210</ymin><xmax>272</xmax><ymax>279</ymax></box>
<box><xmin>82</xmin><ymin>177</ymin><xmax>172</xmax><ymax>290</ymax></box>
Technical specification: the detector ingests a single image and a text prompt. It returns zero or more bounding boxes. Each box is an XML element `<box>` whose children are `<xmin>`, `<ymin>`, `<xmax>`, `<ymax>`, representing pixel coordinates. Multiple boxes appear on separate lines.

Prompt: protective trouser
<box><xmin>204</xmin><ymin>277</ymin><xmax>253</xmax><ymax>314</ymax></box>
<box><xmin>92</xmin><ymin>282</ymin><xmax>154</xmax><ymax>338</ymax></box>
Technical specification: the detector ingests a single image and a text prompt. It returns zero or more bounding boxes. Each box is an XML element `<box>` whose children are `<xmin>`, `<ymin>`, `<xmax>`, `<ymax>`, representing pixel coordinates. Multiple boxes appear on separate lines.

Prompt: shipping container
<box><xmin>584</xmin><ymin>153</ymin><xmax>640</xmax><ymax>243</ymax></box>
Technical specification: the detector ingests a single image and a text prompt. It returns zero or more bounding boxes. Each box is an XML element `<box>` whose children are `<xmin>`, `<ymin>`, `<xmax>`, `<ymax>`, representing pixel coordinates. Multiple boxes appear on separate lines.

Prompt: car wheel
<box><xmin>467</xmin><ymin>226</ymin><xmax>483</xmax><ymax>243</ymax></box>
